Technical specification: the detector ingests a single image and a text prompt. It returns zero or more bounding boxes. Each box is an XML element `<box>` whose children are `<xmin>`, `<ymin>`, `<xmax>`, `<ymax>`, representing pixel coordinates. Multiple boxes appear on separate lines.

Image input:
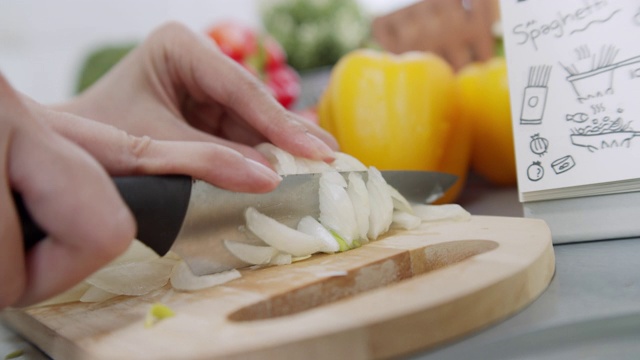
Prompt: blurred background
<box><xmin>0</xmin><ymin>0</ymin><xmax>513</xmax><ymax>205</ymax></box>
<box><xmin>0</xmin><ymin>0</ymin><xmax>418</xmax><ymax>104</ymax></box>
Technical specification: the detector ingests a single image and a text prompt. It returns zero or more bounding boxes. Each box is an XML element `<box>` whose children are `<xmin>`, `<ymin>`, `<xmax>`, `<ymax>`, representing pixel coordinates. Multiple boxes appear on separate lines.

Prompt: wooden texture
<box><xmin>372</xmin><ymin>0</ymin><xmax>500</xmax><ymax>71</ymax></box>
<box><xmin>2</xmin><ymin>216</ymin><xmax>554</xmax><ymax>360</ymax></box>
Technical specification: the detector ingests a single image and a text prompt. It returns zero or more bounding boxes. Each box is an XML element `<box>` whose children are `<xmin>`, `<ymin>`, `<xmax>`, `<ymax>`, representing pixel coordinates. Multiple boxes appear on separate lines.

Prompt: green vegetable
<box><xmin>261</xmin><ymin>0</ymin><xmax>369</xmax><ymax>71</ymax></box>
<box><xmin>75</xmin><ymin>44</ymin><xmax>137</xmax><ymax>94</ymax></box>
<box><xmin>144</xmin><ymin>302</ymin><xmax>175</xmax><ymax>328</ymax></box>
<box><xmin>4</xmin><ymin>350</ymin><xmax>24</xmax><ymax>360</ymax></box>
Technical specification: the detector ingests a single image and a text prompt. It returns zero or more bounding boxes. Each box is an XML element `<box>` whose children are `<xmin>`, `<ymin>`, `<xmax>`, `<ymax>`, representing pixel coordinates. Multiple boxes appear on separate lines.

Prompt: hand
<box><xmin>2</xmin><ymin>68</ymin><xmax>286</xmax><ymax>308</ymax></box>
<box><xmin>0</xmin><ymin>74</ymin><xmax>135</xmax><ymax>308</ymax></box>
<box><xmin>57</xmin><ymin>22</ymin><xmax>338</xmax><ymax>168</ymax></box>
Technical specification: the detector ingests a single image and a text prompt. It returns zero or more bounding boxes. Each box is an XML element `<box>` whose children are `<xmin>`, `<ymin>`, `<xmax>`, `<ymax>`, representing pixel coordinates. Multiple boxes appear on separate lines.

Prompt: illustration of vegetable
<box><xmin>529</xmin><ymin>133</ymin><xmax>549</xmax><ymax>156</ymax></box>
<box><xmin>527</xmin><ymin>161</ymin><xmax>544</xmax><ymax>182</ymax></box>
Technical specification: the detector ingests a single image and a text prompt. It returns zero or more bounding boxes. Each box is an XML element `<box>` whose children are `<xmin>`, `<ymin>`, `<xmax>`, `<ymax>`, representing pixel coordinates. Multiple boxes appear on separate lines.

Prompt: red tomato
<box><xmin>262</xmin><ymin>36</ymin><xmax>286</xmax><ymax>70</ymax></box>
<box><xmin>207</xmin><ymin>21</ymin><xmax>257</xmax><ymax>62</ymax></box>
<box><xmin>265</xmin><ymin>65</ymin><xmax>300</xmax><ymax>109</ymax></box>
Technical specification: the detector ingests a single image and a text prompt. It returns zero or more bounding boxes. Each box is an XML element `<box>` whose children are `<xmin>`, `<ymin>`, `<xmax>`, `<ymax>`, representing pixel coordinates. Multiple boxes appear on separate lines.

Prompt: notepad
<box><xmin>500</xmin><ymin>0</ymin><xmax>640</xmax><ymax>242</ymax></box>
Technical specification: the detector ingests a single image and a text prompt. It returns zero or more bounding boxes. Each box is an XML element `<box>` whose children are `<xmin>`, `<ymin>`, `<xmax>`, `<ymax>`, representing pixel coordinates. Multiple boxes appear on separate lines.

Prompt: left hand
<box><xmin>57</xmin><ymin>22</ymin><xmax>338</xmax><ymax>167</ymax></box>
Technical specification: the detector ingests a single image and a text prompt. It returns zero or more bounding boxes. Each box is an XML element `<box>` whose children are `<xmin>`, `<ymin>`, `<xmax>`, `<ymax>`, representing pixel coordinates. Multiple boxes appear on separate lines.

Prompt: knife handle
<box><xmin>14</xmin><ymin>175</ymin><xmax>193</xmax><ymax>256</ymax></box>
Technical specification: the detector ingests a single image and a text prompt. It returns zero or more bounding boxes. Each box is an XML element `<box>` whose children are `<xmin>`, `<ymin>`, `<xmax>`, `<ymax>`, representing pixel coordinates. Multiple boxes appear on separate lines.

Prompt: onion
<box><xmin>255</xmin><ymin>142</ymin><xmax>297</xmax><ymax>174</ymax></box>
<box><xmin>391</xmin><ymin>210</ymin><xmax>422</xmax><ymax>230</ymax></box>
<box><xmin>296</xmin><ymin>216</ymin><xmax>340</xmax><ymax>253</ymax></box>
<box><xmin>387</xmin><ymin>185</ymin><xmax>414</xmax><ymax>214</ymax></box>
<box><xmin>245</xmin><ymin>207</ymin><xmax>324</xmax><ymax>257</ymax></box>
<box><xmin>331</xmin><ymin>152</ymin><xmax>367</xmax><ymax>171</ymax></box>
<box><xmin>224</xmin><ymin>240</ymin><xmax>279</xmax><ymax>265</ymax></box>
<box><xmin>295</xmin><ymin>157</ymin><xmax>333</xmax><ymax>174</ymax></box>
<box><xmin>270</xmin><ymin>253</ymin><xmax>292</xmax><ymax>265</ymax></box>
<box><xmin>85</xmin><ymin>258</ymin><xmax>174</xmax><ymax>296</ymax></box>
<box><xmin>170</xmin><ymin>260</ymin><xmax>241</xmax><ymax>291</ymax></box>
<box><xmin>412</xmin><ymin>204</ymin><xmax>471</xmax><ymax>222</ymax></box>
<box><xmin>366</xmin><ymin>167</ymin><xmax>394</xmax><ymax>240</ymax></box>
<box><xmin>80</xmin><ymin>286</ymin><xmax>118</xmax><ymax>303</ymax></box>
<box><xmin>319</xmin><ymin>172</ymin><xmax>359</xmax><ymax>246</ymax></box>
<box><xmin>347</xmin><ymin>172</ymin><xmax>370</xmax><ymax>242</ymax></box>
<box><xmin>34</xmin><ymin>281</ymin><xmax>91</xmax><ymax>307</ymax></box>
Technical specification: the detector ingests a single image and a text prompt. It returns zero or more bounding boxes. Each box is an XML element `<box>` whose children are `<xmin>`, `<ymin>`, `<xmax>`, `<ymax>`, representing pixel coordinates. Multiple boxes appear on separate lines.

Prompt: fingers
<box><xmin>46</xmin><ymin>110</ymin><xmax>282</xmax><ymax>193</ymax></box>
<box><xmin>148</xmin><ymin>23</ymin><xmax>339</xmax><ymax>160</ymax></box>
<box><xmin>0</xmin><ymin>75</ymin><xmax>135</xmax><ymax>307</ymax></box>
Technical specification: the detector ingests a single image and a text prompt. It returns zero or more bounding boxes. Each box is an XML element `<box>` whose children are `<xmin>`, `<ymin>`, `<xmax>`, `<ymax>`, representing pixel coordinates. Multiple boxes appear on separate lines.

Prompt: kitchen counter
<box><xmin>3</xmin><ymin>178</ymin><xmax>639</xmax><ymax>359</ymax></box>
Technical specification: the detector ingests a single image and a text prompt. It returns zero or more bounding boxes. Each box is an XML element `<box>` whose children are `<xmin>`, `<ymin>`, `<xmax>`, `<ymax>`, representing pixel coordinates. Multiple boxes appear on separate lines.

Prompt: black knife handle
<box><xmin>14</xmin><ymin>175</ymin><xmax>193</xmax><ymax>256</ymax></box>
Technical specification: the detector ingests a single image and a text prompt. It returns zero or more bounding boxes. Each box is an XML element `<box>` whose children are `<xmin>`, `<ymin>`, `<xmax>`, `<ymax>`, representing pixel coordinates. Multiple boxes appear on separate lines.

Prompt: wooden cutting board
<box><xmin>2</xmin><ymin>216</ymin><xmax>554</xmax><ymax>360</ymax></box>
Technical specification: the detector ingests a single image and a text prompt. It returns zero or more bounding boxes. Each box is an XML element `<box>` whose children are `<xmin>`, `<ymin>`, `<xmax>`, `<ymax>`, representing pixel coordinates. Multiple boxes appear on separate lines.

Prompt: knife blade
<box><xmin>16</xmin><ymin>170</ymin><xmax>456</xmax><ymax>275</ymax></box>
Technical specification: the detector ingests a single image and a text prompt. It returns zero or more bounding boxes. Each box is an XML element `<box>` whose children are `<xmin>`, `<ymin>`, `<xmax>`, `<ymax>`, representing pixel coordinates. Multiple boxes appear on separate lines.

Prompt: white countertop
<box><xmin>4</xmin><ymin>177</ymin><xmax>639</xmax><ymax>359</ymax></box>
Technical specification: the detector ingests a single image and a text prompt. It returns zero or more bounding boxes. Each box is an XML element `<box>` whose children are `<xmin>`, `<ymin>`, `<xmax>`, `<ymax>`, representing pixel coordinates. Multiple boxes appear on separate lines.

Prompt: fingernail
<box><xmin>246</xmin><ymin>158</ymin><xmax>282</xmax><ymax>183</ymax></box>
<box><xmin>306</xmin><ymin>133</ymin><xmax>336</xmax><ymax>162</ymax></box>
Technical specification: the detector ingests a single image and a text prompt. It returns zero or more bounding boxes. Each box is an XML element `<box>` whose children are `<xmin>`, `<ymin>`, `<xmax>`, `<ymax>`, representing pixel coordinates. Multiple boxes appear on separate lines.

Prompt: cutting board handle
<box><xmin>14</xmin><ymin>175</ymin><xmax>192</xmax><ymax>256</ymax></box>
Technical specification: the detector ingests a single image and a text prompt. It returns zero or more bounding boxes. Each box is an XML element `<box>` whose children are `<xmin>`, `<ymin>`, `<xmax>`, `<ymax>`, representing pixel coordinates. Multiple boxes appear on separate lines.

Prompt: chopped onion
<box><xmin>391</xmin><ymin>210</ymin><xmax>422</xmax><ymax>230</ymax></box>
<box><xmin>412</xmin><ymin>204</ymin><xmax>471</xmax><ymax>222</ymax></box>
<box><xmin>319</xmin><ymin>172</ymin><xmax>359</xmax><ymax>245</ymax></box>
<box><xmin>347</xmin><ymin>172</ymin><xmax>370</xmax><ymax>242</ymax></box>
<box><xmin>86</xmin><ymin>258</ymin><xmax>174</xmax><ymax>296</ymax></box>
<box><xmin>80</xmin><ymin>286</ymin><xmax>118</xmax><ymax>303</ymax></box>
<box><xmin>34</xmin><ymin>281</ymin><xmax>91</xmax><ymax>307</ymax></box>
<box><xmin>366</xmin><ymin>167</ymin><xmax>394</xmax><ymax>240</ymax></box>
<box><xmin>321</xmin><ymin>169</ymin><xmax>348</xmax><ymax>187</ymax></box>
<box><xmin>331</xmin><ymin>152</ymin><xmax>368</xmax><ymax>171</ymax></box>
<box><xmin>170</xmin><ymin>260</ymin><xmax>241</xmax><ymax>291</ymax></box>
<box><xmin>387</xmin><ymin>185</ymin><xmax>414</xmax><ymax>214</ymax></box>
<box><xmin>295</xmin><ymin>157</ymin><xmax>333</xmax><ymax>173</ymax></box>
<box><xmin>296</xmin><ymin>216</ymin><xmax>340</xmax><ymax>253</ymax></box>
<box><xmin>269</xmin><ymin>253</ymin><xmax>292</xmax><ymax>265</ymax></box>
<box><xmin>224</xmin><ymin>240</ymin><xmax>279</xmax><ymax>265</ymax></box>
<box><xmin>245</xmin><ymin>207</ymin><xmax>324</xmax><ymax>257</ymax></box>
<box><xmin>255</xmin><ymin>142</ymin><xmax>297</xmax><ymax>174</ymax></box>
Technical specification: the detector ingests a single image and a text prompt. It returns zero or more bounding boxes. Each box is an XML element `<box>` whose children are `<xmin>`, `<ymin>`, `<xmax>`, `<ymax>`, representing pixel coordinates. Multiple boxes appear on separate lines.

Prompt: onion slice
<box><xmin>412</xmin><ymin>204</ymin><xmax>471</xmax><ymax>222</ymax></box>
<box><xmin>224</xmin><ymin>240</ymin><xmax>279</xmax><ymax>265</ymax></box>
<box><xmin>245</xmin><ymin>207</ymin><xmax>324</xmax><ymax>257</ymax></box>
<box><xmin>391</xmin><ymin>210</ymin><xmax>422</xmax><ymax>230</ymax></box>
<box><xmin>170</xmin><ymin>260</ymin><xmax>241</xmax><ymax>291</ymax></box>
<box><xmin>319</xmin><ymin>172</ymin><xmax>359</xmax><ymax>245</ymax></box>
<box><xmin>296</xmin><ymin>216</ymin><xmax>340</xmax><ymax>253</ymax></box>
<box><xmin>347</xmin><ymin>172</ymin><xmax>370</xmax><ymax>242</ymax></box>
<box><xmin>85</xmin><ymin>258</ymin><xmax>174</xmax><ymax>296</ymax></box>
<box><xmin>80</xmin><ymin>286</ymin><xmax>119</xmax><ymax>303</ymax></box>
<box><xmin>366</xmin><ymin>167</ymin><xmax>394</xmax><ymax>240</ymax></box>
<box><xmin>331</xmin><ymin>152</ymin><xmax>368</xmax><ymax>171</ymax></box>
<box><xmin>255</xmin><ymin>142</ymin><xmax>298</xmax><ymax>174</ymax></box>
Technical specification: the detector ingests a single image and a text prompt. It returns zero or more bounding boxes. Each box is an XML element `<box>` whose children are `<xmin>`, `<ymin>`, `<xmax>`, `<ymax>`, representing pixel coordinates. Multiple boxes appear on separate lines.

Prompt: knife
<box><xmin>16</xmin><ymin>170</ymin><xmax>456</xmax><ymax>275</ymax></box>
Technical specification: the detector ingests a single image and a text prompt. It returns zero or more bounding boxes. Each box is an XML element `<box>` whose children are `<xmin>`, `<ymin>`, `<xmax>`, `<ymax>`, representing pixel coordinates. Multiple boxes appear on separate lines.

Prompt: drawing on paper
<box><xmin>520</xmin><ymin>65</ymin><xmax>552</xmax><ymax>125</ymax></box>
<box><xmin>561</xmin><ymin>45</ymin><xmax>640</xmax><ymax>102</ymax></box>
<box><xmin>569</xmin><ymin>109</ymin><xmax>640</xmax><ymax>152</ymax></box>
<box><xmin>551</xmin><ymin>155</ymin><xmax>576</xmax><ymax>174</ymax></box>
<box><xmin>527</xmin><ymin>161</ymin><xmax>544</xmax><ymax>182</ymax></box>
<box><xmin>529</xmin><ymin>133</ymin><xmax>549</xmax><ymax>156</ymax></box>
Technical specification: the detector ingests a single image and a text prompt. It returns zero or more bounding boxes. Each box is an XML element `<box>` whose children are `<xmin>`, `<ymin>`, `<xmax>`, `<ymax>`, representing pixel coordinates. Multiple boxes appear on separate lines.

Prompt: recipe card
<box><xmin>500</xmin><ymin>0</ymin><xmax>640</xmax><ymax>202</ymax></box>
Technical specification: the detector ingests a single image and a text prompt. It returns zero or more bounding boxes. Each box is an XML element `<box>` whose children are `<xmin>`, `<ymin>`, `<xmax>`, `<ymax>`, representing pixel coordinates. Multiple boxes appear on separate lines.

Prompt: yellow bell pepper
<box><xmin>458</xmin><ymin>57</ymin><xmax>516</xmax><ymax>186</ymax></box>
<box><xmin>318</xmin><ymin>49</ymin><xmax>470</xmax><ymax>202</ymax></box>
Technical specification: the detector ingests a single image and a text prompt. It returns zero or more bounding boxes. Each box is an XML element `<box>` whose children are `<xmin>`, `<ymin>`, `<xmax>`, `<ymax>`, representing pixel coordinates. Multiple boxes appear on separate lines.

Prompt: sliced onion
<box><xmin>296</xmin><ymin>216</ymin><xmax>340</xmax><ymax>253</ymax></box>
<box><xmin>245</xmin><ymin>207</ymin><xmax>324</xmax><ymax>257</ymax></box>
<box><xmin>255</xmin><ymin>142</ymin><xmax>297</xmax><ymax>174</ymax></box>
<box><xmin>269</xmin><ymin>253</ymin><xmax>292</xmax><ymax>265</ymax></box>
<box><xmin>170</xmin><ymin>260</ymin><xmax>241</xmax><ymax>291</ymax></box>
<box><xmin>391</xmin><ymin>210</ymin><xmax>422</xmax><ymax>230</ymax></box>
<box><xmin>319</xmin><ymin>172</ymin><xmax>359</xmax><ymax>245</ymax></box>
<box><xmin>294</xmin><ymin>157</ymin><xmax>333</xmax><ymax>174</ymax></box>
<box><xmin>107</xmin><ymin>239</ymin><xmax>160</xmax><ymax>267</ymax></box>
<box><xmin>347</xmin><ymin>172</ymin><xmax>370</xmax><ymax>242</ymax></box>
<box><xmin>366</xmin><ymin>167</ymin><xmax>394</xmax><ymax>240</ymax></box>
<box><xmin>321</xmin><ymin>170</ymin><xmax>348</xmax><ymax>187</ymax></box>
<box><xmin>387</xmin><ymin>185</ymin><xmax>414</xmax><ymax>214</ymax></box>
<box><xmin>34</xmin><ymin>281</ymin><xmax>91</xmax><ymax>307</ymax></box>
<box><xmin>331</xmin><ymin>152</ymin><xmax>368</xmax><ymax>171</ymax></box>
<box><xmin>224</xmin><ymin>240</ymin><xmax>279</xmax><ymax>265</ymax></box>
<box><xmin>86</xmin><ymin>258</ymin><xmax>174</xmax><ymax>296</ymax></box>
<box><xmin>80</xmin><ymin>286</ymin><xmax>119</xmax><ymax>303</ymax></box>
<box><xmin>412</xmin><ymin>204</ymin><xmax>471</xmax><ymax>222</ymax></box>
